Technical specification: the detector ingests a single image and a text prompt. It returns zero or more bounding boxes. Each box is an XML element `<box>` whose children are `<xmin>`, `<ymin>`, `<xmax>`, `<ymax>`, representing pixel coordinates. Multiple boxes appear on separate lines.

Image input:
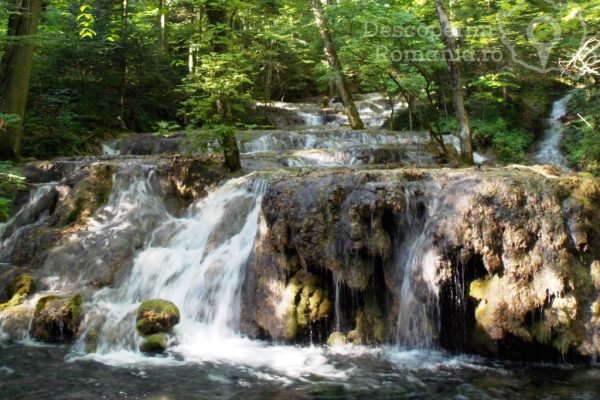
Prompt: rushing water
<box><xmin>257</xmin><ymin>93</ymin><xmax>403</xmax><ymax>128</ymax></box>
<box><xmin>534</xmin><ymin>94</ymin><xmax>572</xmax><ymax>169</ymax></box>
<box><xmin>0</xmin><ymin>93</ymin><xmax>594</xmax><ymax>398</ymax></box>
<box><xmin>2</xmin><ymin>343</ymin><xmax>600</xmax><ymax>399</ymax></box>
<box><xmin>72</xmin><ymin>175</ymin><xmax>267</xmax><ymax>359</ymax></box>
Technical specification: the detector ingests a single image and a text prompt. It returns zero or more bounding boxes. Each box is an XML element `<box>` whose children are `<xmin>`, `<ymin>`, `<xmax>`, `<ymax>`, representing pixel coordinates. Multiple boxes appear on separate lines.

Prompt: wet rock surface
<box><xmin>136</xmin><ymin>299</ymin><xmax>181</xmax><ymax>336</ymax></box>
<box><xmin>0</xmin><ymin>155</ymin><xmax>228</xmax><ymax>288</ymax></box>
<box><xmin>2</xmin><ymin>145</ymin><xmax>600</xmax><ymax>361</ymax></box>
<box><xmin>241</xmin><ymin>166</ymin><xmax>600</xmax><ymax>359</ymax></box>
<box><xmin>30</xmin><ymin>294</ymin><xmax>82</xmax><ymax>342</ymax></box>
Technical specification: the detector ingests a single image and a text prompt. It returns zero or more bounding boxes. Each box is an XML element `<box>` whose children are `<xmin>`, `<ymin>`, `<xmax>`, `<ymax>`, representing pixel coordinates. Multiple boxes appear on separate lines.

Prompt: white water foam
<box><xmin>534</xmin><ymin>94</ymin><xmax>572</xmax><ymax>169</ymax></box>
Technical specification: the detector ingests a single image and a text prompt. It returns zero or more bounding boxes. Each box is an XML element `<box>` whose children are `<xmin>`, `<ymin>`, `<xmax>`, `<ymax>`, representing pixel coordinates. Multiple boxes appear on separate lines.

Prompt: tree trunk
<box><xmin>158</xmin><ymin>0</ymin><xmax>168</xmax><ymax>53</ymax></box>
<box><xmin>0</xmin><ymin>0</ymin><xmax>43</xmax><ymax>161</ymax></box>
<box><xmin>206</xmin><ymin>2</ymin><xmax>241</xmax><ymax>172</ymax></box>
<box><xmin>434</xmin><ymin>0</ymin><xmax>473</xmax><ymax>164</ymax></box>
<box><xmin>118</xmin><ymin>0</ymin><xmax>129</xmax><ymax>130</ymax></box>
<box><xmin>310</xmin><ymin>0</ymin><xmax>364</xmax><ymax>130</ymax></box>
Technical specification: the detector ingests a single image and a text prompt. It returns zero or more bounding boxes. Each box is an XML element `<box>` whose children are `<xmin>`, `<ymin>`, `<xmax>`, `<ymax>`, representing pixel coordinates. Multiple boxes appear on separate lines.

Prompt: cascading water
<box><xmin>80</xmin><ymin>175</ymin><xmax>267</xmax><ymax>356</ymax></box>
<box><xmin>241</xmin><ymin>128</ymin><xmax>434</xmax><ymax>167</ymax></box>
<box><xmin>0</xmin><ymin>184</ymin><xmax>57</xmax><ymax>263</ymax></box>
<box><xmin>394</xmin><ymin>186</ymin><xmax>442</xmax><ymax>349</ymax></box>
<box><xmin>534</xmin><ymin>94</ymin><xmax>572</xmax><ymax>169</ymax></box>
<box><xmin>257</xmin><ymin>93</ymin><xmax>404</xmax><ymax>129</ymax></box>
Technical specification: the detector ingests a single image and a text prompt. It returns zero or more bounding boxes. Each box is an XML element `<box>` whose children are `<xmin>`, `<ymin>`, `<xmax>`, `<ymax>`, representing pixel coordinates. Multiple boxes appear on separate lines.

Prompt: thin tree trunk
<box><xmin>310</xmin><ymin>0</ymin><xmax>363</xmax><ymax>130</ymax></box>
<box><xmin>206</xmin><ymin>2</ymin><xmax>241</xmax><ymax>172</ymax></box>
<box><xmin>434</xmin><ymin>0</ymin><xmax>473</xmax><ymax>164</ymax></box>
<box><xmin>118</xmin><ymin>0</ymin><xmax>129</xmax><ymax>130</ymax></box>
<box><xmin>0</xmin><ymin>0</ymin><xmax>43</xmax><ymax>161</ymax></box>
<box><xmin>158</xmin><ymin>0</ymin><xmax>168</xmax><ymax>53</ymax></box>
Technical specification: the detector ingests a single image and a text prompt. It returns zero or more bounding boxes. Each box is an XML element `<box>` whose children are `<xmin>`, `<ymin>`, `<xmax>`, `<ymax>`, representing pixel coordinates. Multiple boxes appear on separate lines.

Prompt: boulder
<box><xmin>136</xmin><ymin>299</ymin><xmax>180</xmax><ymax>336</ymax></box>
<box><xmin>84</xmin><ymin>329</ymin><xmax>98</xmax><ymax>354</ymax></box>
<box><xmin>0</xmin><ymin>274</ymin><xmax>35</xmax><ymax>310</ymax></box>
<box><xmin>30</xmin><ymin>294</ymin><xmax>82</xmax><ymax>342</ymax></box>
<box><xmin>140</xmin><ymin>333</ymin><xmax>168</xmax><ymax>353</ymax></box>
<box><xmin>240</xmin><ymin>167</ymin><xmax>600</xmax><ymax>360</ymax></box>
<box><xmin>327</xmin><ymin>331</ymin><xmax>348</xmax><ymax>346</ymax></box>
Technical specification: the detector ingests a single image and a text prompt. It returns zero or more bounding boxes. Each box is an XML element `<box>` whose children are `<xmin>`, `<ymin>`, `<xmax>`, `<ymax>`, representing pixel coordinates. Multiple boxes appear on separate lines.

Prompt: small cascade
<box><xmin>41</xmin><ymin>163</ymin><xmax>171</xmax><ymax>286</ymax></box>
<box><xmin>442</xmin><ymin>135</ymin><xmax>487</xmax><ymax>164</ymax></box>
<box><xmin>241</xmin><ymin>129</ymin><xmax>433</xmax><ymax>167</ymax></box>
<box><xmin>0</xmin><ymin>184</ymin><xmax>57</xmax><ymax>263</ymax></box>
<box><xmin>101</xmin><ymin>141</ymin><xmax>121</xmax><ymax>156</ymax></box>
<box><xmin>333</xmin><ymin>275</ymin><xmax>342</xmax><ymax>332</ymax></box>
<box><xmin>394</xmin><ymin>186</ymin><xmax>442</xmax><ymax>349</ymax></box>
<box><xmin>534</xmin><ymin>94</ymin><xmax>573</xmax><ymax>169</ymax></box>
<box><xmin>297</xmin><ymin>111</ymin><xmax>325</xmax><ymax>126</ymax></box>
<box><xmin>81</xmin><ymin>175</ymin><xmax>267</xmax><ymax>356</ymax></box>
<box><xmin>395</xmin><ymin>235</ymin><xmax>441</xmax><ymax>348</ymax></box>
<box><xmin>258</xmin><ymin>93</ymin><xmax>403</xmax><ymax>129</ymax></box>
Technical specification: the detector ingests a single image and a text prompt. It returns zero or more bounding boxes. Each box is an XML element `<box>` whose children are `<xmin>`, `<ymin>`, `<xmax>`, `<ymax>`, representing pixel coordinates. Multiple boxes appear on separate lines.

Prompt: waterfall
<box><xmin>297</xmin><ymin>111</ymin><xmax>325</xmax><ymax>126</ymax></box>
<box><xmin>0</xmin><ymin>184</ymin><xmax>57</xmax><ymax>263</ymax></box>
<box><xmin>534</xmin><ymin>94</ymin><xmax>572</xmax><ymax>169</ymax></box>
<box><xmin>81</xmin><ymin>175</ymin><xmax>267</xmax><ymax>355</ymax></box>
<box><xmin>394</xmin><ymin>186</ymin><xmax>443</xmax><ymax>349</ymax></box>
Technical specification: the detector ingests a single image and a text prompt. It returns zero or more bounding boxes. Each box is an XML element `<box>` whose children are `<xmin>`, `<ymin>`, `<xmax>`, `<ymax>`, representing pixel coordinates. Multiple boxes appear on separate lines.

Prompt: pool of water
<box><xmin>1</xmin><ymin>343</ymin><xmax>599</xmax><ymax>399</ymax></box>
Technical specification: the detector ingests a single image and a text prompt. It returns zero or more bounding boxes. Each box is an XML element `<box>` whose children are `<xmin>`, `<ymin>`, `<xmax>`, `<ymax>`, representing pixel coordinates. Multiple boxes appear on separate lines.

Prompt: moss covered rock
<box><xmin>282</xmin><ymin>271</ymin><xmax>331</xmax><ymax>340</ymax></box>
<box><xmin>327</xmin><ymin>331</ymin><xmax>348</xmax><ymax>346</ymax></box>
<box><xmin>84</xmin><ymin>329</ymin><xmax>98</xmax><ymax>354</ymax></box>
<box><xmin>348</xmin><ymin>296</ymin><xmax>385</xmax><ymax>345</ymax></box>
<box><xmin>30</xmin><ymin>294</ymin><xmax>82</xmax><ymax>342</ymax></box>
<box><xmin>136</xmin><ymin>299</ymin><xmax>180</xmax><ymax>336</ymax></box>
<box><xmin>140</xmin><ymin>333</ymin><xmax>168</xmax><ymax>353</ymax></box>
<box><xmin>0</xmin><ymin>274</ymin><xmax>35</xmax><ymax>311</ymax></box>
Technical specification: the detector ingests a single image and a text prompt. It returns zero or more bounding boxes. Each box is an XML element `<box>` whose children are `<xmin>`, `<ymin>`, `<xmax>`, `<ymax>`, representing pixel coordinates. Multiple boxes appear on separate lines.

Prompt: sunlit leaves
<box><xmin>76</xmin><ymin>1</ymin><xmax>95</xmax><ymax>39</ymax></box>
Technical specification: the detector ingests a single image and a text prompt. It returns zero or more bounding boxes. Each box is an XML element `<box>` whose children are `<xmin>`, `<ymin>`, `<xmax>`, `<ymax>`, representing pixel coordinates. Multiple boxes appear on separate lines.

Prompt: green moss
<box><xmin>65</xmin><ymin>196</ymin><xmax>85</xmax><ymax>224</ymax></box>
<box><xmin>327</xmin><ymin>331</ymin><xmax>348</xmax><ymax>346</ymax></box>
<box><xmin>35</xmin><ymin>295</ymin><xmax>59</xmax><ymax>315</ymax></box>
<box><xmin>282</xmin><ymin>271</ymin><xmax>331</xmax><ymax>340</ymax></box>
<box><xmin>136</xmin><ymin>299</ymin><xmax>180</xmax><ymax>336</ymax></box>
<box><xmin>85</xmin><ymin>329</ymin><xmax>98</xmax><ymax>354</ymax></box>
<box><xmin>63</xmin><ymin>165</ymin><xmax>114</xmax><ymax>225</ymax></box>
<box><xmin>284</xmin><ymin>278</ymin><xmax>300</xmax><ymax>339</ymax></box>
<box><xmin>0</xmin><ymin>274</ymin><xmax>35</xmax><ymax>311</ymax></box>
<box><xmin>352</xmin><ymin>296</ymin><xmax>385</xmax><ymax>345</ymax></box>
<box><xmin>31</xmin><ymin>294</ymin><xmax>82</xmax><ymax>342</ymax></box>
<box><xmin>140</xmin><ymin>333</ymin><xmax>168</xmax><ymax>353</ymax></box>
<box><xmin>67</xmin><ymin>294</ymin><xmax>82</xmax><ymax>333</ymax></box>
<box><xmin>6</xmin><ymin>274</ymin><xmax>35</xmax><ymax>298</ymax></box>
<box><xmin>371</xmin><ymin>227</ymin><xmax>391</xmax><ymax>259</ymax></box>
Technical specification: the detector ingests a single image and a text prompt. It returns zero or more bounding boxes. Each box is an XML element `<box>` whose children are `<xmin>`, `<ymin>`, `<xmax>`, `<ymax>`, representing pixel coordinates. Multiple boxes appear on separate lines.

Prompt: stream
<box><xmin>0</xmin><ymin>94</ymin><xmax>597</xmax><ymax>399</ymax></box>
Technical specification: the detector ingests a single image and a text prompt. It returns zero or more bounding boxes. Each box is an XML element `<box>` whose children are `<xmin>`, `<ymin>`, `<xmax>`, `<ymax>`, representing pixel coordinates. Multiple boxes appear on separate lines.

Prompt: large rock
<box><xmin>136</xmin><ymin>299</ymin><xmax>180</xmax><ymax>336</ymax></box>
<box><xmin>30</xmin><ymin>294</ymin><xmax>82</xmax><ymax>342</ymax></box>
<box><xmin>0</xmin><ymin>274</ymin><xmax>35</xmax><ymax>311</ymax></box>
<box><xmin>241</xmin><ymin>166</ymin><xmax>600</xmax><ymax>359</ymax></box>
<box><xmin>1</xmin><ymin>155</ymin><xmax>228</xmax><ymax>287</ymax></box>
<box><xmin>139</xmin><ymin>333</ymin><xmax>168</xmax><ymax>353</ymax></box>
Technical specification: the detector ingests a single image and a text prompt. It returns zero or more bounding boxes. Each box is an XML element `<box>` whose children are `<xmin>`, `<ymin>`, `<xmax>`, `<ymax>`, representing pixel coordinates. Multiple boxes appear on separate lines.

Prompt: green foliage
<box><xmin>154</xmin><ymin>121</ymin><xmax>181</xmax><ymax>137</ymax></box>
<box><xmin>563</xmin><ymin>88</ymin><xmax>600</xmax><ymax>175</ymax></box>
<box><xmin>0</xmin><ymin>162</ymin><xmax>26</xmax><ymax>222</ymax></box>
<box><xmin>439</xmin><ymin>116</ymin><xmax>534</xmax><ymax>162</ymax></box>
<box><xmin>0</xmin><ymin>113</ymin><xmax>21</xmax><ymax>129</ymax></box>
<box><xmin>488</xmin><ymin>127</ymin><xmax>534</xmax><ymax>163</ymax></box>
<box><xmin>2</xmin><ymin>0</ymin><xmax>596</xmax><ymax>170</ymax></box>
<box><xmin>471</xmin><ymin>118</ymin><xmax>533</xmax><ymax>162</ymax></box>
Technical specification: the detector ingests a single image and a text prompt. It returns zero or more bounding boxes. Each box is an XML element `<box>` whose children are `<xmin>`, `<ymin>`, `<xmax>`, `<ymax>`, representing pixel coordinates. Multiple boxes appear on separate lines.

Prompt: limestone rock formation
<box><xmin>241</xmin><ymin>166</ymin><xmax>600</xmax><ymax>359</ymax></box>
<box><xmin>30</xmin><ymin>294</ymin><xmax>82</xmax><ymax>342</ymax></box>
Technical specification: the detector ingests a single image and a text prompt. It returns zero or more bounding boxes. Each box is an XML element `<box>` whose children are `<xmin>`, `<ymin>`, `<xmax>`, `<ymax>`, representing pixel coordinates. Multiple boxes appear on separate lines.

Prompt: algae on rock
<box><xmin>30</xmin><ymin>294</ymin><xmax>83</xmax><ymax>342</ymax></box>
<box><xmin>136</xmin><ymin>299</ymin><xmax>181</xmax><ymax>336</ymax></box>
<box><xmin>0</xmin><ymin>274</ymin><xmax>35</xmax><ymax>311</ymax></box>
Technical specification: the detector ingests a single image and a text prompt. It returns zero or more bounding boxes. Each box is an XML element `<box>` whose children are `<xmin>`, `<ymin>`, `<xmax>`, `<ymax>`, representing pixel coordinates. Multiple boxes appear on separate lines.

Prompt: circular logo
<box><xmin>497</xmin><ymin>0</ymin><xmax>588</xmax><ymax>79</ymax></box>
